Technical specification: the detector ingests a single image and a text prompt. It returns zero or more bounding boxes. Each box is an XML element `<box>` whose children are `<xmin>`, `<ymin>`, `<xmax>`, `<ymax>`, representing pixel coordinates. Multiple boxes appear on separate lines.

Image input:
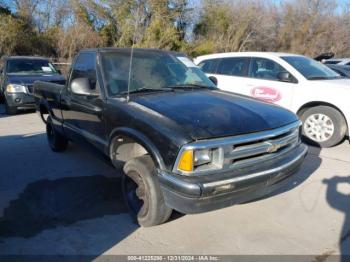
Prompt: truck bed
<box><xmin>33</xmin><ymin>81</ymin><xmax>64</xmax><ymax>100</ymax></box>
<box><xmin>34</xmin><ymin>81</ymin><xmax>65</xmax><ymax>124</ymax></box>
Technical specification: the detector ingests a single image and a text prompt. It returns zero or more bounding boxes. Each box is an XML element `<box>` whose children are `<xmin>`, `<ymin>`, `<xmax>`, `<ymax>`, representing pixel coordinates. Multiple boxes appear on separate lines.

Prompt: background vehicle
<box><xmin>326</xmin><ymin>64</ymin><xmax>350</xmax><ymax>78</ymax></box>
<box><xmin>323</xmin><ymin>58</ymin><xmax>350</xmax><ymax>66</ymax></box>
<box><xmin>0</xmin><ymin>56</ymin><xmax>65</xmax><ymax>115</ymax></box>
<box><xmin>34</xmin><ymin>48</ymin><xmax>306</xmax><ymax>227</ymax></box>
<box><xmin>194</xmin><ymin>52</ymin><xmax>350</xmax><ymax>148</ymax></box>
<box><xmin>314</xmin><ymin>52</ymin><xmax>335</xmax><ymax>62</ymax></box>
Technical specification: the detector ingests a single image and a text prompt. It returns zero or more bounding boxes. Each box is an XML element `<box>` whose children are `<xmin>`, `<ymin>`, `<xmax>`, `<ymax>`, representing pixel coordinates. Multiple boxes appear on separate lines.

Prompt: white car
<box><xmin>194</xmin><ymin>52</ymin><xmax>350</xmax><ymax>147</ymax></box>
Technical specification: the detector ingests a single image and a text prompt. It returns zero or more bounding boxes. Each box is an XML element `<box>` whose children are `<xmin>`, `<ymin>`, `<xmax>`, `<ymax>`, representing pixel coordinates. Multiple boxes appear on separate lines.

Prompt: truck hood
<box><xmin>132</xmin><ymin>90</ymin><xmax>298</xmax><ymax>140</ymax></box>
<box><xmin>6</xmin><ymin>74</ymin><xmax>65</xmax><ymax>85</ymax></box>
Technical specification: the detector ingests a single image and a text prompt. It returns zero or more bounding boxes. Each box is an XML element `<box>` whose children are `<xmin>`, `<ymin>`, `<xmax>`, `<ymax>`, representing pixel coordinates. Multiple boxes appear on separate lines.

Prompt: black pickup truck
<box><xmin>34</xmin><ymin>48</ymin><xmax>307</xmax><ymax>226</ymax></box>
<box><xmin>0</xmin><ymin>56</ymin><xmax>65</xmax><ymax>114</ymax></box>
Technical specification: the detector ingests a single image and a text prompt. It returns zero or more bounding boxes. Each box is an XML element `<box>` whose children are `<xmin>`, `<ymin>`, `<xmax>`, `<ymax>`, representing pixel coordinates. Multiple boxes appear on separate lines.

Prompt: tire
<box><xmin>300</xmin><ymin>106</ymin><xmax>347</xmax><ymax>148</ymax></box>
<box><xmin>122</xmin><ymin>155</ymin><xmax>172</xmax><ymax>227</ymax></box>
<box><xmin>46</xmin><ymin>116</ymin><xmax>68</xmax><ymax>152</ymax></box>
<box><xmin>5</xmin><ymin>99</ymin><xmax>17</xmax><ymax>115</ymax></box>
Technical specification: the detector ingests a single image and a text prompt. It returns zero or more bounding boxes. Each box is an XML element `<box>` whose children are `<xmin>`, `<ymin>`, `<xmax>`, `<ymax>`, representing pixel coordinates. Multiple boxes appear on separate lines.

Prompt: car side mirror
<box><xmin>70</xmin><ymin>78</ymin><xmax>98</xmax><ymax>96</ymax></box>
<box><xmin>278</xmin><ymin>72</ymin><xmax>293</xmax><ymax>83</ymax></box>
<box><xmin>209</xmin><ymin>76</ymin><xmax>218</xmax><ymax>85</ymax></box>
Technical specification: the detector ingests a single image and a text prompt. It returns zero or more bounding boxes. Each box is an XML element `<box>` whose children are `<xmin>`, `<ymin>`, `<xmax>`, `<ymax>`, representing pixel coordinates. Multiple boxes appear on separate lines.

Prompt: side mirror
<box><xmin>57</xmin><ymin>69</ymin><xmax>62</xmax><ymax>75</ymax></box>
<box><xmin>209</xmin><ymin>76</ymin><xmax>218</xmax><ymax>85</ymax></box>
<box><xmin>70</xmin><ymin>78</ymin><xmax>98</xmax><ymax>96</ymax></box>
<box><xmin>277</xmin><ymin>72</ymin><xmax>293</xmax><ymax>83</ymax></box>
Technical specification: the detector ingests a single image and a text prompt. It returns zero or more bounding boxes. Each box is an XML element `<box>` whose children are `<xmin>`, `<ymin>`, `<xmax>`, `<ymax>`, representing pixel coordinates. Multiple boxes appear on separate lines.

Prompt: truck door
<box><xmin>245</xmin><ymin>57</ymin><xmax>296</xmax><ymax>108</ymax></box>
<box><xmin>61</xmin><ymin>52</ymin><xmax>107</xmax><ymax>151</ymax></box>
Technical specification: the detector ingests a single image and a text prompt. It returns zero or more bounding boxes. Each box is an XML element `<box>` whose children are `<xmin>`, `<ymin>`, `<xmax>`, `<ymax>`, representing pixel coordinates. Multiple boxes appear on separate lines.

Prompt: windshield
<box><xmin>6</xmin><ymin>59</ymin><xmax>58</xmax><ymax>75</ymax></box>
<box><xmin>281</xmin><ymin>56</ymin><xmax>341</xmax><ymax>80</ymax></box>
<box><xmin>101</xmin><ymin>50</ymin><xmax>216</xmax><ymax>96</ymax></box>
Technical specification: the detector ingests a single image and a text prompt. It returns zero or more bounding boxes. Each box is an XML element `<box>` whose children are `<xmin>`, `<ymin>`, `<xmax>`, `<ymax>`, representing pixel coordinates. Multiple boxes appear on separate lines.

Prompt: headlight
<box><xmin>176</xmin><ymin>147</ymin><xmax>223</xmax><ymax>174</ymax></box>
<box><xmin>194</xmin><ymin>149</ymin><xmax>213</xmax><ymax>166</ymax></box>
<box><xmin>6</xmin><ymin>84</ymin><xmax>27</xmax><ymax>94</ymax></box>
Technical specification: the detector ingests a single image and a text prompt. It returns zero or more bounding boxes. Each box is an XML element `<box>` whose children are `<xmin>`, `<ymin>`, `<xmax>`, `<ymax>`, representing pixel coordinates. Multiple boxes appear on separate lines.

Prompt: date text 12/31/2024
<box><xmin>127</xmin><ymin>255</ymin><xmax>220</xmax><ymax>261</ymax></box>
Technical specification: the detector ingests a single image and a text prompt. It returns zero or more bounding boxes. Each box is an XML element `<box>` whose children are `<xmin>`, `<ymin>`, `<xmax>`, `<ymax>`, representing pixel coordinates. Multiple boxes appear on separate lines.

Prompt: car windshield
<box><xmin>101</xmin><ymin>50</ymin><xmax>216</xmax><ymax>96</ymax></box>
<box><xmin>6</xmin><ymin>59</ymin><xmax>58</xmax><ymax>75</ymax></box>
<box><xmin>281</xmin><ymin>56</ymin><xmax>341</xmax><ymax>80</ymax></box>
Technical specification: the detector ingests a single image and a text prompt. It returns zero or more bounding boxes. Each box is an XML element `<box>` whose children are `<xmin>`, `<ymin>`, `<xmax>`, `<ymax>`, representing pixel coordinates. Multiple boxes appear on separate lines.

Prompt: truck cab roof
<box><xmin>80</xmin><ymin>47</ymin><xmax>185</xmax><ymax>57</ymax></box>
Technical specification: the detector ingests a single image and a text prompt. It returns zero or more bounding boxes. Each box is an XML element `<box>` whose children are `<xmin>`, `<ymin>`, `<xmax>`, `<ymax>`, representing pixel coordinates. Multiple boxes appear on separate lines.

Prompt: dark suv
<box><xmin>0</xmin><ymin>56</ymin><xmax>65</xmax><ymax>114</ymax></box>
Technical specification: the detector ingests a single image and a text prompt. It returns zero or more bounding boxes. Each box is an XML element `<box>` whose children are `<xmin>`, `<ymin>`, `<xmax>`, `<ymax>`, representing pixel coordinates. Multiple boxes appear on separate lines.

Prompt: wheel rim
<box><xmin>304</xmin><ymin>113</ymin><xmax>335</xmax><ymax>142</ymax></box>
<box><xmin>123</xmin><ymin>171</ymin><xmax>148</xmax><ymax>217</ymax></box>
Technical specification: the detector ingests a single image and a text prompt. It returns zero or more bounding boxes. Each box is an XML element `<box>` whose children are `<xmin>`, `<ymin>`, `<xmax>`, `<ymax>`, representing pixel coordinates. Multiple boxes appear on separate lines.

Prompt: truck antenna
<box><xmin>127</xmin><ymin>5</ymin><xmax>141</xmax><ymax>102</ymax></box>
<box><xmin>126</xmin><ymin>47</ymin><xmax>134</xmax><ymax>102</ymax></box>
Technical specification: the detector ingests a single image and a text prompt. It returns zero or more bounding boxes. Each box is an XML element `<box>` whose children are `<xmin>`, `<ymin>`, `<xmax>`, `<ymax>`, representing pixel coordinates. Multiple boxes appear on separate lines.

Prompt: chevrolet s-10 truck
<box><xmin>34</xmin><ymin>48</ymin><xmax>307</xmax><ymax>226</ymax></box>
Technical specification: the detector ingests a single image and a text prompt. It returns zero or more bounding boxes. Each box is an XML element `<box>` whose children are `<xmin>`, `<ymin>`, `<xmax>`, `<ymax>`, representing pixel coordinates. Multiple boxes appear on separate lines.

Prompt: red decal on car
<box><xmin>250</xmin><ymin>87</ymin><xmax>282</xmax><ymax>103</ymax></box>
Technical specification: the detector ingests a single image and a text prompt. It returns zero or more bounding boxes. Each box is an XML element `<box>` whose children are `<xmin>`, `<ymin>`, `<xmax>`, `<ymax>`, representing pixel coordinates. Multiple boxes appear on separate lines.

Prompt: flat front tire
<box><xmin>46</xmin><ymin>116</ymin><xmax>68</xmax><ymax>152</ymax></box>
<box><xmin>300</xmin><ymin>106</ymin><xmax>347</xmax><ymax>148</ymax></box>
<box><xmin>122</xmin><ymin>155</ymin><xmax>172</xmax><ymax>227</ymax></box>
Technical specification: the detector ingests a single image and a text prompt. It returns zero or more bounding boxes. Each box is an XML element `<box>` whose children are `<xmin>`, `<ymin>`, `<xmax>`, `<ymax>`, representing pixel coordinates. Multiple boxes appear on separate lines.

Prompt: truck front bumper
<box><xmin>5</xmin><ymin>92</ymin><xmax>36</xmax><ymax>109</ymax></box>
<box><xmin>158</xmin><ymin>143</ymin><xmax>307</xmax><ymax>214</ymax></box>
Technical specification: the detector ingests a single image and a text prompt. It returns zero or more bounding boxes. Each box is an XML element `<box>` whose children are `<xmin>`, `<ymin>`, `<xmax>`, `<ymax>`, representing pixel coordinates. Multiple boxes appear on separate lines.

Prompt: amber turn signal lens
<box><xmin>178</xmin><ymin>150</ymin><xmax>193</xmax><ymax>172</ymax></box>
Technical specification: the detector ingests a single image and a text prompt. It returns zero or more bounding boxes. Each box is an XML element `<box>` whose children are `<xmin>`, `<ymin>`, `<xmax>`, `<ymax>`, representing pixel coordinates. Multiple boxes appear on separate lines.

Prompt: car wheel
<box><xmin>46</xmin><ymin>116</ymin><xmax>68</xmax><ymax>152</ymax></box>
<box><xmin>122</xmin><ymin>155</ymin><xmax>172</xmax><ymax>227</ymax></box>
<box><xmin>300</xmin><ymin>106</ymin><xmax>347</xmax><ymax>148</ymax></box>
<box><xmin>5</xmin><ymin>99</ymin><xmax>17</xmax><ymax>115</ymax></box>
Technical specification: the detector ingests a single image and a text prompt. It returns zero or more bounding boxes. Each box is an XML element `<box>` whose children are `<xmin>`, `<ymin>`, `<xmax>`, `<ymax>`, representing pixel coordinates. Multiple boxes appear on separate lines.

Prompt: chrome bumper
<box><xmin>158</xmin><ymin>143</ymin><xmax>308</xmax><ymax>214</ymax></box>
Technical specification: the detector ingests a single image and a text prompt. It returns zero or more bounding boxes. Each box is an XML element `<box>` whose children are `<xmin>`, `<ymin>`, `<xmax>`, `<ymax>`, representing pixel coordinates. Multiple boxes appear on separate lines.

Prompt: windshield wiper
<box><xmin>120</xmin><ymin>87</ymin><xmax>172</xmax><ymax>95</ymax></box>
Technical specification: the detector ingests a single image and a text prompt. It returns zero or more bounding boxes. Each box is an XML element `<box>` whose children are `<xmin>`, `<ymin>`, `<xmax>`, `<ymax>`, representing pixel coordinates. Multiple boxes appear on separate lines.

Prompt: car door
<box><xmin>61</xmin><ymin>52</ymin><xmax>107</xmax><ymax>151</ymax></box>
<box><xmin>198</xmin><ymin>57</ymin><xmax>251</xmax><ymax>94</ymax></box>
<box><xmin>244</xmin><ymin>57</ymin><xmax>296</xmax><ymax>108</ymax></box>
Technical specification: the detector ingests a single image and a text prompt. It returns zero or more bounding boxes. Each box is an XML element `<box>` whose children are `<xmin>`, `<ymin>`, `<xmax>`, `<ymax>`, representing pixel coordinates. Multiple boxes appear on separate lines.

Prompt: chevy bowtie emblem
<box><xmin>266</xmin><ymin>142</ymin><xmax>281</xmax><ymax>153</ymax></box>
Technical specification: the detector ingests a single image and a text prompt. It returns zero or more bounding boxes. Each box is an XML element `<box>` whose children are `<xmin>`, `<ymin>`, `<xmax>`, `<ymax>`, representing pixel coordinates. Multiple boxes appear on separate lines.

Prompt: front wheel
<box><xmin>300</xmin><ymin>106</ymin><xmax>347</xmax><ymax>148</ymax></box>
<box><xmin>122</xmin><ymin>155</ymin><xmax>172</xmax><ymax>227</ymax></box>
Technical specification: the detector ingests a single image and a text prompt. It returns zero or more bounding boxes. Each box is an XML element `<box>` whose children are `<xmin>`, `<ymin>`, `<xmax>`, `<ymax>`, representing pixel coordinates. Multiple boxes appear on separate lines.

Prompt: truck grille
<box><xmin>224</xmin><ymin>123</ymin><xmax>300</xmax><ymax>170</ymax></box>
<box><xmin>26</xmin><ymin>84</ymin><xmax>34</xmax><ymax>93</ymax></box>
<box><xmin>174</xmin><ymin>121</ymin><xmax>301</xmax><ymax>175</ymax></box>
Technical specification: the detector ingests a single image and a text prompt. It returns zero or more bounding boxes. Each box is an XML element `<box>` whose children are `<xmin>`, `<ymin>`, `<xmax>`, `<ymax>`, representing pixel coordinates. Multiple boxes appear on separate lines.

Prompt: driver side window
<box><xmin>249</xmin><ymin>57</ymin><xmax>288</xmax><ymax>81</ymax></box>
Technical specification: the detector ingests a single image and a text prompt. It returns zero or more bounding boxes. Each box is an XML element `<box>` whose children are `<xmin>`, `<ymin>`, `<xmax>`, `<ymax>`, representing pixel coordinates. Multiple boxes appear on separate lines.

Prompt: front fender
<box><xmin>108</xmin><ymin>127</ymin><xmax>166</xmax><ymax>170</ymax></box>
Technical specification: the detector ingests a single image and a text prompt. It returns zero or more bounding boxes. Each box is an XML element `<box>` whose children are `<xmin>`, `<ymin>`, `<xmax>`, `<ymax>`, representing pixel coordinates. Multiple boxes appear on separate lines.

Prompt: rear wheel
<box><xmin>300</xmin><ymin>106</ymin><xmax>347</xmax><ymax>148</ymax></box>
<box><xmin>46</xmin><ymin>116</ymin><xmax>68</xmax><ymax>152</ymax></box>
<box><xmin>122</xmin><ymin>155</ymin><xmax>172</xmax><ymax>227</ymax></box>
